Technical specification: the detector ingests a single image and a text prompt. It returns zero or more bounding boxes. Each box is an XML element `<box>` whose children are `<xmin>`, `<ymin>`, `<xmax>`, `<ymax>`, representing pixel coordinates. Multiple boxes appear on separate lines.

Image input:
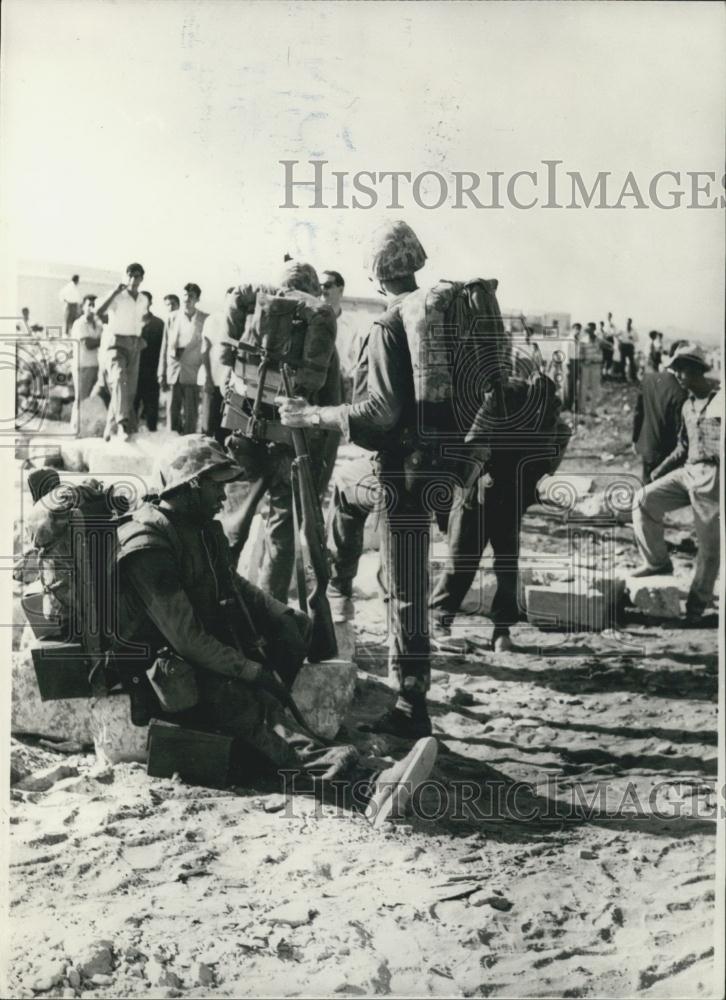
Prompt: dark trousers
<box><xmin>378</xmin><ymin>453</ymin><xmax>431</xmax><ymax>701</ymax></box>
<box><xmin>431</xmin><ymin>482</ymin><xmax>523</xmax><ymax>636</ymax></box>
<box><xmin>168</xmin><ymin>382</ymin><xmax>200</xmax><ymax>435</ymax></box>
<box><xmin>226</xmin><ymin>433</ymin><xmax>338</xmax><ymax>604</ymax></box>
<box><xmin>328</xmin><ymin>455</ymin><xmax>381</xmax><ymax>596</ymax></box>
<box><xmin>201</xmin><ymin>386</ymin><xmax>227</xmax><ymax>445</ymax></box>
<box><xmin>135</xmin><ymin>378</ymin><xmax>160</xmax><ymax>431</ymax></box>
<box><xmin>619</xmin><ymin>342</ymin><xmax>637</xmax><ymax>381</ymax></box>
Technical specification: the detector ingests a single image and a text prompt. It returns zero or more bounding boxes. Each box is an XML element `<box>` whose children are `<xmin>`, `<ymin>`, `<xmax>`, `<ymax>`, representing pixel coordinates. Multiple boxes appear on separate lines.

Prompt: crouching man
<box><xmin>112</xmin><ymin>434</ymin><xmax>435</xmax><ymax>819</ymax></box>
<box><xmin>631</xmin><ymin>343</ymin><xmax>721</xmax><ymax>623</ymax></box>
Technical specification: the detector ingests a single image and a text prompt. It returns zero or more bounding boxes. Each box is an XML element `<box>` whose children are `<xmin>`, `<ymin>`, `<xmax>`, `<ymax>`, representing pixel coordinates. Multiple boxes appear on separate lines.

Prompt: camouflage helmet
<box><xmin>156</xmin><ymin>434</ymin><xmax>242</xmax><ymax>497</ymax></box>
<box><xmin>279</xmin><ymin>261</ymin><xmax>321</xmax><ymax>296</ymax></box>
<box><xmin>365</xmin><ymin>220</ymin><xmax>427</xmax><ymax>280</ymax></box>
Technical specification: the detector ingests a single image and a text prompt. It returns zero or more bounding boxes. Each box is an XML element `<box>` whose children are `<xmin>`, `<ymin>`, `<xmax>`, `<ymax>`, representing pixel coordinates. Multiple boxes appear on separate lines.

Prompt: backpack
<box><xmin>21</xmin><ymin>478</ymin><xmax>130</xmax><ymax>698</ymax></box>
<box><xmin>223</xmin><ymin>289</ymin><xmax>337</xmax><ymax>442</ymax></box>
<box><xmin>398</xmin><ymin>278</ymin><xmax>511</xmax><ymax>441</ymax></box>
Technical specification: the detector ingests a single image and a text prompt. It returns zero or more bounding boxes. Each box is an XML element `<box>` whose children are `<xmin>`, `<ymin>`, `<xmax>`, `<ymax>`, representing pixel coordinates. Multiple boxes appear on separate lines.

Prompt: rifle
<box><xmin>279</xmin><ymin>364</ymin><xmax>338</xmax><ymax>663</ymax></box>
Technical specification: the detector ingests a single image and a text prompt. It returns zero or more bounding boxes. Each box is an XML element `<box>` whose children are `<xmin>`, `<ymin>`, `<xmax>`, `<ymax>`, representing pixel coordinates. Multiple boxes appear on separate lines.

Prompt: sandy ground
<box><xmin>7</xmin><ymin>382</ymin><xmax>722</xmax><ymax>998</ymax></box>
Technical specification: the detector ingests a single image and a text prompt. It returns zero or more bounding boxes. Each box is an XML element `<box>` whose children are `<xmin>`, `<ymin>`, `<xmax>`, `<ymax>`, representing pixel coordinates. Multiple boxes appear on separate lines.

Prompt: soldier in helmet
<box><xmin>111</xmin><ymin>434</ymin><xmax>437</xmax><ymax>805</ymax></box>
<box><xmin>223</xmin><ymin>262</ymin><xmax>341</xmax><ymax>601</ymax></box>
<box><xmin>280</xmin><ymin>221</ymin><xmax>436</xmax><ymax>740</ymax></box>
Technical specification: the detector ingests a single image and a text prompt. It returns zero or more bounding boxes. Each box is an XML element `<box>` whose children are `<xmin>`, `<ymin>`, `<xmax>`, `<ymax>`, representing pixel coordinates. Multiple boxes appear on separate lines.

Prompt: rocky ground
<box><xmin>6</xmin><ymin>381</ymin><xmax>722</xmax><ymax>998</ymax></box>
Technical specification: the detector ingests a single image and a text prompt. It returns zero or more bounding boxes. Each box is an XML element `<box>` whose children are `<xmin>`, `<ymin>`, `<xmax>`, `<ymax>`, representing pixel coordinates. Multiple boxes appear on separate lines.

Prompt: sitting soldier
<box><xmin>111</xmin><ymin>434</ymin><xmax>435</xmax><ymax>817</ymax></box>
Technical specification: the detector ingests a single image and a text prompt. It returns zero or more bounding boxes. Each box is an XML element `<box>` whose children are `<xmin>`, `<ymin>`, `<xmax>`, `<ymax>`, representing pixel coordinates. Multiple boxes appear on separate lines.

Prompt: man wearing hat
<box><xmin>631</xmin><ymin>342</ymin><xmax>721</xmax><ymax>621</ymax></box>
<box><xmin>280</xmin><ymin>221</ymin><xmax>437</xmax><ymax>739</ymax></box>
<box><xmin>111</xmin><ymin>434</ymin><xmax>437</xmax><ymax>807</ymax></box>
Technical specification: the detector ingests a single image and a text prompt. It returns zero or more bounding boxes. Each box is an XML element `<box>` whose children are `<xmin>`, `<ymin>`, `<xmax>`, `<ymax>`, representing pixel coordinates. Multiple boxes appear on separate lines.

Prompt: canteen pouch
<box><xmin>146</xmin><ymin>648</ymin><xmax>199</xmax><ymax>713</ymax></box>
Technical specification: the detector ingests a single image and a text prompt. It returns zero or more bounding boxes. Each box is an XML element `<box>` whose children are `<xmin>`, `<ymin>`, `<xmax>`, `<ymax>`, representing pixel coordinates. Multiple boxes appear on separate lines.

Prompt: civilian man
<box><xmin>96</xmin><ymin>262</ymin><xmax>147</xmax><ymax>441</ymax></box>
<box><xmin>135</xmin><ymin>292</ymin><xmax>165</xmax><ymax>432</ymax></box>
<box><xmin>158</xmin><ymin>283</ymin><xmax>207</xmax><ymax>435</ymax></box>
<box><xmin>631</xmin><ymin>343</ymin><xmax>721</xmax><ymax>622</ymax></box>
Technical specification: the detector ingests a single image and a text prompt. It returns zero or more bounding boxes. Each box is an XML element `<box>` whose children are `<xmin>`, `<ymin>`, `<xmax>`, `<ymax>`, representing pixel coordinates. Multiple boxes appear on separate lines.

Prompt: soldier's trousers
<box><xmin>225</xmin><ymin>438</ymin><xmax>328</xmax><ymax>604</ymax></box>
<box><xmin>329</xmin><ymin>452</ymin><xmax>432</xmax><ymax>701</ymax></box>
<box><xmin>328</xmin><ymin>455</ymin><xmax>381</xmax><ymax>596</ymax></box>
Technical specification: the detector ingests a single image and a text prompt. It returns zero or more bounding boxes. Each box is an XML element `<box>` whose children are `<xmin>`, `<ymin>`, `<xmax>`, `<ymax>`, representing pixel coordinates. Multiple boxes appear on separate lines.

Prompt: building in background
<box><xmin>16</xmin><ymin>259</ymin><xmax>120</xmax><ymax>334</ymax></box>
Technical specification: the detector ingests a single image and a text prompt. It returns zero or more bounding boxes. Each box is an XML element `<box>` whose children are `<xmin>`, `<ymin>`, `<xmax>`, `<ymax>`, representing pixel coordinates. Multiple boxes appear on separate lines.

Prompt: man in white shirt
<box><xmin>59</xmin><ymin>274</ymin><xmax>82</xmax><ymax>335</ymax></box>
<box><xmin>95</xmin><ymin>262</ymin><xmax>147</xmax><ymax>441</ymax></box>
<box><xmin>158</xmin><ymin>282</ymin><xmax>207</xmax><ymax>435</ymax></box>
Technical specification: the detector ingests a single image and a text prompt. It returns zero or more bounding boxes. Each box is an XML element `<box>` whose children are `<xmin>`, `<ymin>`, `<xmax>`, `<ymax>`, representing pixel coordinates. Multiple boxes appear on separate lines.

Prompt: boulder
<box><xmin>290</xmin><ymin>659</ymin><xmax>357</xmax><ymax>739</ymax></box>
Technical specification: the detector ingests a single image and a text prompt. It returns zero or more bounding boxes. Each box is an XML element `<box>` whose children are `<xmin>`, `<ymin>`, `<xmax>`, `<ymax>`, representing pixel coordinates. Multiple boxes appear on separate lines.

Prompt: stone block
<box><xmin>12</xmin><ymin>647</ymin><xmax>94</xmax><ymax>744</ymax></box>
<box><xmin>290</xmin><ymin>659</ymin><xmax>357</xmax><ymax>740</ymax></box>
<box><xmin>624</xmin><ymin>576</ymin><xmax>682</xmax><ymax>618</ymax></box>
<box><xmin>525</xmin><ymin>583</ymin><xmax>609</xmax><ymax>631</ymax></box>
<box><xmin>334</xmin><ymin>619</ymin><xmax>356</xmax><ymax>660</ymax></box>
<box><xmin>91</xmin><ymin>695</ymin><xmax>148</xmax><ymax>765</ymax></box>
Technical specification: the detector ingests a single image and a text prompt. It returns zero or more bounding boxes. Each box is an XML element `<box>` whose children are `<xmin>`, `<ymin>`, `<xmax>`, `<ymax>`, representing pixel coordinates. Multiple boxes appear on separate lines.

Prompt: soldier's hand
<box><xmin>278</xmin><ymin>396</ymin><xmax>314</xmax><ymax>427</ymax></box>
<box><xmin>116</xmin><ymin>282</ymin><xmax>127</xmax><ymax>294</ymax></box>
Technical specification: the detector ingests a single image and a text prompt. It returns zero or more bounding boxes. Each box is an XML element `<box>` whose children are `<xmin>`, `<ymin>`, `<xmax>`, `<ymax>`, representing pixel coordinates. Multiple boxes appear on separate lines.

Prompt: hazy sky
<box><xmin>1</xmin><ymin>0</ymin><xmax>724</xmax><ymax>340</ymax></box>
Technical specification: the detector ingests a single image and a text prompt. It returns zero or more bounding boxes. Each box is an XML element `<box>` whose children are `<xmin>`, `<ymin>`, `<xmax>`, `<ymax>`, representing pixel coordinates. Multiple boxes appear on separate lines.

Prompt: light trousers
<box><xmin>632</xmin><ymin>463</ymin><xmax>720</xmax><ymax>613</ymax></box>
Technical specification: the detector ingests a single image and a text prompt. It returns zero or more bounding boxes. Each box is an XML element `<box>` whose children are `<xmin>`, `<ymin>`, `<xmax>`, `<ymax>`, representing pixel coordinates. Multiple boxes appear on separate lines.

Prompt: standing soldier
<box><xmin>222</xmin><ymin>262</ymin><xmax>339</xmax><ymax>602</ymax></box>
<box><xmin>281</xmin><ymin>220</ymin><xmax>506</xmax><ymax>740</ymax></box>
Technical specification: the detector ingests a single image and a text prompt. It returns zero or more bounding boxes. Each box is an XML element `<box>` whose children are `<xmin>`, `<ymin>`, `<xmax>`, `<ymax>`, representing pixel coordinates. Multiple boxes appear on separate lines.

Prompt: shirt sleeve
<box><xmin>123</xmin><ymin>549</ymin><xmax>260</xmax><ymax>682</ymax></box>
<box><xmin>348</xmin><ymin>321</ymin><xmax>406</xmax><ymax>434</ymax></box>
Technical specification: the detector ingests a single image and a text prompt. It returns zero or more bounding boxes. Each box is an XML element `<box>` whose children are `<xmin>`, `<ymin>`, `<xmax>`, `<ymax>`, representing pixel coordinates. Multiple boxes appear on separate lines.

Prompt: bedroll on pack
<box><xmin>21</xmin><ymin>478</ymin><xmax>130</xmax><ymax>654</ymax></box>
<box><xmin>398</xmin><ymin>278</ymin><xmax>512</xmax><ymax>440</ymax></box>
<box><xmin>224</xmin><ymin>289</ymin><xmax>337</xmax><ymax>440</ymax></box>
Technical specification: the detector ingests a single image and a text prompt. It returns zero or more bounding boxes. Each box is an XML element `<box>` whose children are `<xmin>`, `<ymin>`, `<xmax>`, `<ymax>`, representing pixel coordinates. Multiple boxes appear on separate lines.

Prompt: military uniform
<box><xmin>224</xmin><ymin>264</ymin><xmax>340</xmax><ymax>602</ymax></box>
<box><xmin>113</xmin><ymin>436</ymin><xmax>312</xmax><ymax>772</ymax></box>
